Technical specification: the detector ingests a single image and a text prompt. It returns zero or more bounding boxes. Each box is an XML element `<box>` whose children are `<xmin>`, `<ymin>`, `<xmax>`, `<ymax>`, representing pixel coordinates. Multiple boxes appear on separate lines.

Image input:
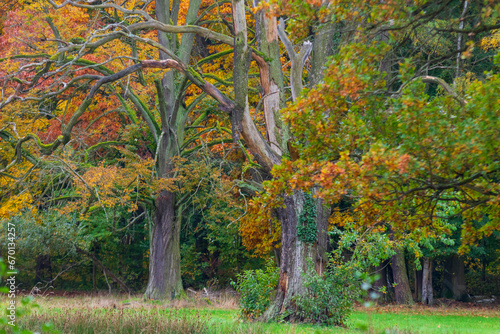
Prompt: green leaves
<box><xmin>231</xmin><ymin>260</ymin><xmax>279</xmax><ymax>319</ymax></box>
<box><xmin>297</xmin><ymin>192</ymin><xmax>317</xmax><ymax>243</ymax></box>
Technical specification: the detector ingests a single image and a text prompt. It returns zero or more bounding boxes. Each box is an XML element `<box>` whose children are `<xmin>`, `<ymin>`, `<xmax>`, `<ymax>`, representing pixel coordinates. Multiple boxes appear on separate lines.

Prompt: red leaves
<box><xmin>398</xmin><ymin>154</ymin><xmax>411</xmax><ymax>175</ymax></box>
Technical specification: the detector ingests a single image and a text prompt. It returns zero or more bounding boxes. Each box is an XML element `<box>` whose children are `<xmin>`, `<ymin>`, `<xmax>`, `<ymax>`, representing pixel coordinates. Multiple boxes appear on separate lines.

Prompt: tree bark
<box><xmin>415</xmin><ymin>262</ymin><xmax>422</xmax><ymax>302</ymax></box>
<box><xmin>253</xmin><ymin>0</ymin><xmax>287</xmax><ymax>156</ymax></box>
<box><xmin>231</xmin><ymin>3</ymin><xmax>334</xmax><ymax>320</ymax></box>
<box><xmin>144</xmin><ymin>190</ymin><xmax>183</xmax><ymax>299</ymax></box>
<box><xmin>421</xmin><ymin>257</ymin><xmax>433</xmax><ymax>305</ymax></box>
<box><xmin>143</xmin><ymin>0</ymin><xmax>183</xmax><ymax>300</ymax></box>
<box><xmin>455</xmin><ymin>0</ymin><xmax>469</xmax><ymax>78</ymax></box>
<box><xmin>231</xmin><ymin>0</ymin><xmax>280</xmax><ymax>171</ymax></box>
<box><xmin>310</xmin><ymin>23</ymin><xmax>336</xmax><ymax>87</ymax></box>
<box><xmin>277</xmin><ymin>19</ymin><xmax>312</xmax><ymax>102</ymax></box>
<box><xmin>391</xmin><ymin>248</ymin><xmax>414</xmax><ymax>305</ymax></box>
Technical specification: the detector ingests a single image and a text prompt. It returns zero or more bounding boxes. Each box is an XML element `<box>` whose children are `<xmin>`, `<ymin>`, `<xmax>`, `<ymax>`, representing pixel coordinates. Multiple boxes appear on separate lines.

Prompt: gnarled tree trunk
<box><xmin>234</xmin><ymin>2</ymin><xmax>335</xmax><ymax>320</ymax></box>
<box><xmin>263</xmin><ymin>191</ymin><xmax>330</xmax><ymax>320</ymax></box>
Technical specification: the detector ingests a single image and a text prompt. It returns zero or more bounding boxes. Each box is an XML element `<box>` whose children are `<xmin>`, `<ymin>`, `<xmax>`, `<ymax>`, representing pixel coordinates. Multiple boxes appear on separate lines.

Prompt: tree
<box><xmin>232</xmin><ymin>0</ymin><xmax>348</xmax><ymax>320</ymax></box>
<box><xmin>0</xmin><ymin>0</ymin><xmax>241</xmax><ymax>300</ymax></box>
<box><xmin>247</xmin><ymin>0</ymin><xmax>500</xmax><ymax>319</ymax></box>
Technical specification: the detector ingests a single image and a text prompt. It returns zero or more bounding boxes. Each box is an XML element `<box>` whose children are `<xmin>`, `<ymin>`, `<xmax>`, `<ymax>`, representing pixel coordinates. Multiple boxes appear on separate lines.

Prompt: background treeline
<box><xmin>2</xmin><ymin>199</ymin><xmax>500</xmax><ymax>302</ymax></box>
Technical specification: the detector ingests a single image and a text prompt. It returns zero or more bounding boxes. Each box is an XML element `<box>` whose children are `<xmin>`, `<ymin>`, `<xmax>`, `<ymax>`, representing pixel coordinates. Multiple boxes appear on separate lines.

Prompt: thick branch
<box><xmin>48</xmin><ymin>0</ymin><xmax>154</xmax><ymax>21</ymax></box>
<box><xmin>277</xmin><ymin>19</ymin><xmax>312</xmax><ymax>102</ymax></box>
<box><xmin>232</xmin><ymin>0</ymin><xmax>280</xmax><ymax>171</ymax></box>
<box><xmin>395</xmin><ymin>75</ymin><xmax>467</xmax><ymax>107</ymax></box>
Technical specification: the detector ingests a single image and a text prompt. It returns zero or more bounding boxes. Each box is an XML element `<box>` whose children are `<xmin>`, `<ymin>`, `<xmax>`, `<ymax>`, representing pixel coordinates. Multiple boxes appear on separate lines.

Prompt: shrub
<box><xmin>289</xmin><ymin>222</ymin><xmax>392</xmax><ymax>326</ymax></box>
<box><xmin>290</xmin><ymin>261</ymin><xmax>358</xmax><ymax>326</ymax></box>
<box><xmin>231</xmin><ymin>261</ymin><xmax>279</xmax><ymax>319</ymax></box>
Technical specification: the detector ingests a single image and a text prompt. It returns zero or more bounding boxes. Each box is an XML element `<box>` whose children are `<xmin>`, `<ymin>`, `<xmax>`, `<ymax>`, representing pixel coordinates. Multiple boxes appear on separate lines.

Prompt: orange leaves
<box><xmin>62</xmin><ymin>162</ymin><xmax>134</xmax><ymax>215</ymax></box>
<box><xmin>305</xmin><ymin>0</ymin><xmax>322</xmax><ymax>7</ymax></box>
<box><xmin>240</xmin><ymin>207</ymin><xmax>281</xmax><ymax>257</ymax></box>
<box><xmin>0</xmin><ymin>191</ymin><xmax>33</xmax><ymax>219</ymax></box>
<box><xmin>282</xmin><ymin>42</ymin><xmax>388</xmax><ymax>163</ymax></box>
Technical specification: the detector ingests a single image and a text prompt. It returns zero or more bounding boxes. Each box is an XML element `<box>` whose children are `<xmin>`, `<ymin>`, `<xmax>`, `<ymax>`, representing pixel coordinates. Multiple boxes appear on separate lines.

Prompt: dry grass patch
<box><xmin>363</xmin><ymin>303</ymin><xmax>500</xmax><ymax>318</ymax></box>
<box><xmin>18</xmin><ymin>301</ymin><xmax>209</xmax><ymax>334</ymax></box>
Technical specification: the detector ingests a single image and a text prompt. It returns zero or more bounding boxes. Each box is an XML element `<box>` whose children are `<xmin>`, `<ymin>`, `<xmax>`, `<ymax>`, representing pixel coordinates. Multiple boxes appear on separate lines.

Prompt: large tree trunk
<box><xmin>144</xmin><ymin>190</ymin><xmax>183</xmax><ymax>299</ymax></box>
<box><xmin>391</xmin><ymin>248</ymin><xmax>414</xmax><ymax>305</ymax></box>
<box><xmin>262</xmin><ymin>191</ymin><xmax>330</xmax><ymax>321</ymax></box>
<box><xmin>232</xmin><ymin>0</ymin><xmax>333</xmax><ymax>322</ymax></box>
<box><xmin>421</xmin><ymin>257</ymin><xmax>433</xmax><ymax>305</ymax></box>
<box><xmin>235</xmin><ymin>3</ymin><xmax>334</xmax><ymax>321</ymax></box>
<box><xmin>443</xmin><ymin>254</ymin><xmax>468</xmax><ymax>301</ymax></box>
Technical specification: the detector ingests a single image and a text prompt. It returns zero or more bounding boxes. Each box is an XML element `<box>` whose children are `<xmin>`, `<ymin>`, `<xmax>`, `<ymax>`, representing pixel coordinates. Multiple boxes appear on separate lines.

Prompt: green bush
<box><xmin>289</xmin><ymin>222</ymin><xmax>392</xmax><ymax>326</ymax></box>
<box><xmin>231</xmin><ymin>261</ymin><xmax>279</xmax><ymax>319</ymax></box>
<box><xmin>290</xmin><ymin>261</ymin><xmax>358</xmax><ymax>326</ymax></box>
<box><xmin>466</xmin><ymin>270</ymin><xmax>500</xmax><ymax>296</ymax></box>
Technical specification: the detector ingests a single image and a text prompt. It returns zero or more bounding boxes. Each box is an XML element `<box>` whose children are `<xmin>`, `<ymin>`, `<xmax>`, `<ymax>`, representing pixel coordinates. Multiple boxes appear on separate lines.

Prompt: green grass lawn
<box><xmin>3</xmin><ymin>296</ymin><xmax>499</xmax><ymax>334</ymax></box>
<box><xmin>349</xmin><ymin>311</ymin><xmax>500</xmax><ymax>334</ymax></box>
<box><xmin>165</xmin><ymin>307</ymin><xmax>500</xmax><ymax>334</ymax></box>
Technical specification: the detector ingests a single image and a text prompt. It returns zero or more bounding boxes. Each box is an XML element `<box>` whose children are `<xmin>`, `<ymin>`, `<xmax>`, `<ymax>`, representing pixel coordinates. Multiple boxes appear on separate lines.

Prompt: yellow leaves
<box><xmin>480</xmin><ymin>29</ymin><xmax>500</xmax><ymax>51</ymax></box>
<box><xmin>80</xmin><ymin>165</ymin><xmax>119</xmax><ymax>190</ymax></box>
<box><xmin>69</xmin><ymin>164</ymin><xmax>129</xmax><ymax>212</ymax></box>
<box><xmin>252</xmin><ymin>1</ymin><xmax>271</xmax><ymax>14</ymax></box>
<box><xmin>0</xmin><ymin>191</ymin><xmax>33</xmax><ymax>219</ymax></box>
<box><xmin>328</xmin><ymin>208</ymin><xmax>351</xmax><ymax>229</ymax></box>
<box><xmin>62</xmin><ymin>154</ymin><xmax>155</xmax><ymax>216</ymax></box>
<box><xmin>152</xmin><ymin>177</ymin><xmax>178</xmax><ymax>193</ymax></box>
<box><xmin>0</xmin><ymin>160</ymin><xmax>38</xmax><ymax>218</ymax></box>
<box><xmin>240</xmin><ymin>209</ymin><xmax>281</xmax><ymax>257</ymax></box>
